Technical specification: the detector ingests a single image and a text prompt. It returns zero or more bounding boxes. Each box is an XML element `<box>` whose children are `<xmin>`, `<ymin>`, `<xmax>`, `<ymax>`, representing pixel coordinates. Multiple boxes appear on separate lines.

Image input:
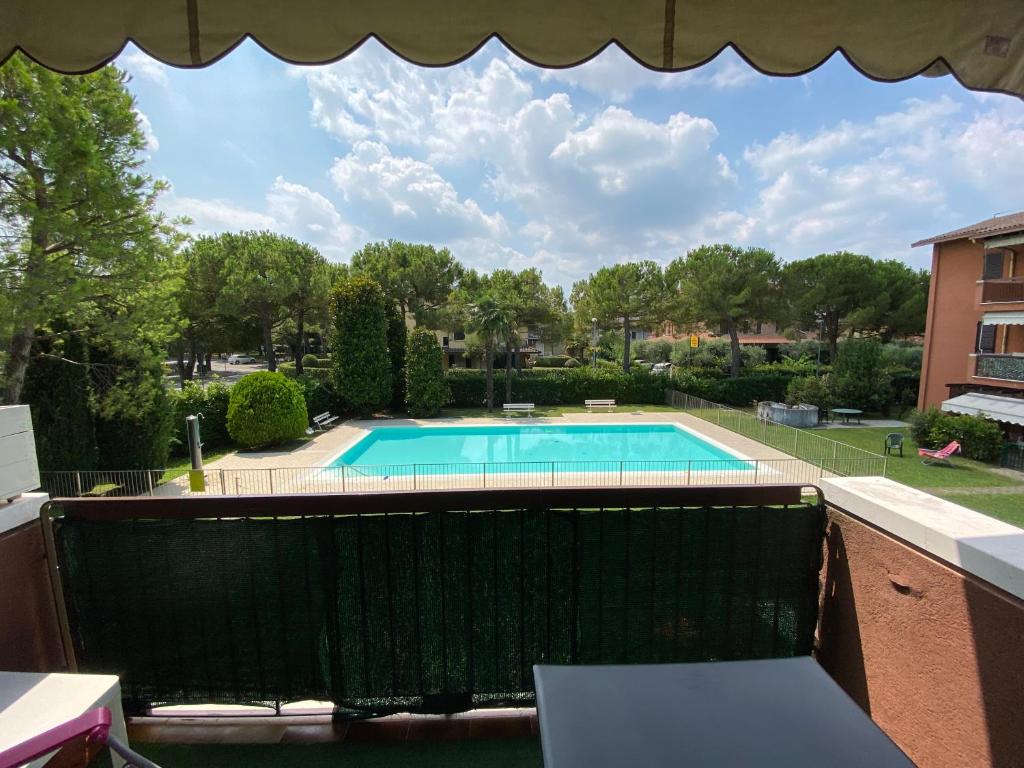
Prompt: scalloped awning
<box><xmin>2</xmin><ymin>0</ymin><xmax>1023</xmax><ymax>96</ymax></box>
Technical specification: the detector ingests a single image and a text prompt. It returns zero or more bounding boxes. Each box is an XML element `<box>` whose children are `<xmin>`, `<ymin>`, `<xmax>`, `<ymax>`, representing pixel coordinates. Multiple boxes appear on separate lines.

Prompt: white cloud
<box><xmin>120</xmin><ymin>50</ymin><xmax>170</xmax><ymax>87</ymax></box>
<box><xmin>135</xmin><ymin>109</ymin><xmax>159</xmax><ymax>152</ymax></box>
<box><xmin>330</xmin><ymin>141</ymin><xmax>507</xmax><ymax>242</ymax></box>
<box><xmin>160</xmin><ymin>178</ymin><xmax>365</xmax><ymax>260</ymax></box>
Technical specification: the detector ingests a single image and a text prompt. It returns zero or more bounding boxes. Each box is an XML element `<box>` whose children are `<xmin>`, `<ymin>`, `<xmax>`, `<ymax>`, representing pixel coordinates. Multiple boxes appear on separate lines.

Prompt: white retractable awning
<box><xmin>982</xmin><ymin>311</ymin><xmax>1024</xmax><ymax>326</ymax></box>
<box><xmin>942</xmin><ymin>392</ymin><xmax>1024</xmax><ymax>426</ymax></box>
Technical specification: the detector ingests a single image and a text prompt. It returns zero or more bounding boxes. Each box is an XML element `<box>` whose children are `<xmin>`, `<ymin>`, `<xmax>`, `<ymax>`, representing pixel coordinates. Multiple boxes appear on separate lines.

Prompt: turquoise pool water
<box><xmin>329</xmin><ymin>424</ymin><xmax>751</xmax><ymax>474</ymax></box>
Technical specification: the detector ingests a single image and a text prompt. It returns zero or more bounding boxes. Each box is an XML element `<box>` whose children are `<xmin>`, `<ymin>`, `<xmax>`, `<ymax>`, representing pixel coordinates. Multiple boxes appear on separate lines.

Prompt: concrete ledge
<box><xmin>821</xmin><ymin>476</ymin><xmax>1024</xmax><ymax>601</ymax></box>
<box><xmin>0</xmin><ymin>492</ymin><xmax>49</xmax><ymax>537</ymax></box>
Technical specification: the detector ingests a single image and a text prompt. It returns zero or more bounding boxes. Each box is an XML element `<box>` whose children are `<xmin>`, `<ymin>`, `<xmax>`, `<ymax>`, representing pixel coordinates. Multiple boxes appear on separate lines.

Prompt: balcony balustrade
<box><xmin>975</xmin><ymin>353</ymin><xmax>1024</xmax><ymax>382</ymax></box>
<box><xmin>979</xmin><ymin>278</ymin><xmax>1024</xmax><ymax>303</ymax></box>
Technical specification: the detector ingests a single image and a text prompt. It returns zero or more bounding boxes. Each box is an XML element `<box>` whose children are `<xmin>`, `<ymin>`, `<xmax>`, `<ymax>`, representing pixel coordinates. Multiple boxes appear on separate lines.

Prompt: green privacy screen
<box><xmin>55</xmin><ymin>496</ymin><xmax>825</xmax><ymax>715</ymax></box>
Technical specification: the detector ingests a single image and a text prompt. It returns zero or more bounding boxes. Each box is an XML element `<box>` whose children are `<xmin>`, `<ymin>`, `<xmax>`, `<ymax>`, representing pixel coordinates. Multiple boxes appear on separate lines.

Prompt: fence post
<box><xmin>269</xmin><ymin>468</ymin><xmax>274</xmax><ymax>494</ymax></box>
<box><xmin>619</xmin><ymin>460</ymin><xmax>624</xmax><ymax>486</ymax></box>
<box><xmin>551</xmin><ymin>461</ymin><xmax>555</xmax><ymax>487</ymax></box>
<box><xmin>794</xmin><ymin>429</ymin><xmax>799</xmax><ymax>457</ymax></box>
<box><xmin>413</xmin><ymin>464</ymin><xmax>418</xmax><ymax>490</ymax></box>
<box><xmin>686</xmin><ymin>460</ymin><xmax>691</xmax><ymax>486</ymax></box>
<box><xmin>832</xmin><ymin>441</ymin><xmax>838</xmax><ymax>473</ymax></box>
<box><xmin>219</xmin><ymin>468</ymin><xmax>226</xmax><ymax>495</ymax></box>
<box><xmin>74</xmin><ymin>471</ymin><xmax>82</xmax><ymax>497</ymax></box>
<box><xmin>482</xmin><ymin>462</ymin><xmax>487</xmax><ymax>489</ymax></box>
<box><xmin>754</xmin><ymin>460</ymin><xmax>759</xmax><ymax>484</ymax></box>
<box><xmin>341</xmin><ymin>465</ymin><xmax>346</xmax><ymax>493</ymax></box>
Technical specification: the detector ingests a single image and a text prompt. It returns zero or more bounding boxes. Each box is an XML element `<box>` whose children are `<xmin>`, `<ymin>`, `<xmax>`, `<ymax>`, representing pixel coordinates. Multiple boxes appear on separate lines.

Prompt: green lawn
<box><xmin>815</xmin><ymin>427</ymin><xmax>1020</xmax><ymax>490</ymax></box>
<box><xmin>937</xmin><ymin>493</ymin><xmax>1024</xmax><ymax>528</ymax></box>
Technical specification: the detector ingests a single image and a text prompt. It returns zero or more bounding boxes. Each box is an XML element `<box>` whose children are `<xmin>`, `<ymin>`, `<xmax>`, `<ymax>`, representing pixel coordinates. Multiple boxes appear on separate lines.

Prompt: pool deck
<box><xmin>172</xmin><ymin>411</ymin><xmax>828</xmax><ymax>494</ymax></box>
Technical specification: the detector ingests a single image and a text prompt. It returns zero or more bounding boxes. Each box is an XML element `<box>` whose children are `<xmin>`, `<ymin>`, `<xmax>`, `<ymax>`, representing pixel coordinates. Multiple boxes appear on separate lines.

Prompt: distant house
<box><xmin>913</xmin><ymin>211</ymin><xmax>1024</xmax><ymax>438</ymax></box>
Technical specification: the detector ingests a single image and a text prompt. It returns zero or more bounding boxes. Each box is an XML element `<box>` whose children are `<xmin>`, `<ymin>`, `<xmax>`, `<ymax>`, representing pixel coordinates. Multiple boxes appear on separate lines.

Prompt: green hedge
<box><xmin>909</xmin><ymin>407</ymin><xmax>1003</xmax><ymax>462</ymax></box>
<box><xmin>446</xmin><ymin>367</ymin><xmax>667</xmax><ymax>408</ymax></box>
<box><xmin>672</xmin><ymin>372</ymin><xmax>798</xmax><ymax>407</ymax></box>
<box><xmin>533</xmin><ymin>355</ymin><xmax>575</xmax><ymax>368</ymax></box>
<box><xmin>405</xmin><ymin>328</ymin><xmax>449</xmax><ymax>417</ymax></box>
<box><xmin>168</xmin><ymin>380</ymin><xmax>231</xmax><ymax>455</ymax></box>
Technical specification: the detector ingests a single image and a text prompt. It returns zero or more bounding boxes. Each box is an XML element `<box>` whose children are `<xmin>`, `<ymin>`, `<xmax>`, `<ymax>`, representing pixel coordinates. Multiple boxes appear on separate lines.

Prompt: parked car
<box><xmin>227</xmin><ymin>354</ymin><xmax>257</xmax><ymax>365</ymax></box>
<box><xmin>652</xmin><ymin>362</ymin><xmax>673</xmax><ymax>375</ymax></box>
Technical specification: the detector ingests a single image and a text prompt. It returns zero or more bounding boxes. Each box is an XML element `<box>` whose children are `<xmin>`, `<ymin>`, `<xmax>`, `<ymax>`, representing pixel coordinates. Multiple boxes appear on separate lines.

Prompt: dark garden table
<box><xmin>534</xmin><ymin>657</ymin><xmax>914</xmax><ymax>767</ymax></box>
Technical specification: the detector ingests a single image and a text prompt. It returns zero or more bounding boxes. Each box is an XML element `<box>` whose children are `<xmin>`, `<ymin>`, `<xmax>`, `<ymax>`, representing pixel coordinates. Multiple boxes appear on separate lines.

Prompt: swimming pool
<box><xmin>329</xmin><ymin>423</ymin><xmax>752</xmax><ymax>475</ymax></box>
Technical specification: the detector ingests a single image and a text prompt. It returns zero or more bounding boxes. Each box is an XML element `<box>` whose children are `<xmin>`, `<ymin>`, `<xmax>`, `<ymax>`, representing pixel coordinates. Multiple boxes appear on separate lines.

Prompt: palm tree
<box><xmin>468</xmin><ymin>294</ymin><xmax>516</xmax><ymax>411</ymax></box>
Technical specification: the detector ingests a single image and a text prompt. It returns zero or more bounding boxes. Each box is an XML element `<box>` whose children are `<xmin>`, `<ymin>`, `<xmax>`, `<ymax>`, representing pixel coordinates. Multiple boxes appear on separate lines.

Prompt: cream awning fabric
<box><xmin>2</xmin><ymin>1</ymin><xmax>1023</xmax><ymax>96</ymax></box>
<box><xmin>942</xmin><ymin>392</ymin><xmax>1024</xmax><ymax>426</ymax></box>
<box><xmin>983</xmin><ymin>311</ymin><xmax>1024</xmax><ymax>326</ymax></box>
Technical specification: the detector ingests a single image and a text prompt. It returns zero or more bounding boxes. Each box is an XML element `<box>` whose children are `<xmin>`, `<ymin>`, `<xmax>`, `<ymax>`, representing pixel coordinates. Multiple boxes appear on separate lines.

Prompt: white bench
<box><xmin>585</xmin><ymin>399</ymin><xmax>617</xmax><ymax>412</ymax></box>
<box><xmin>503</xmin><ymin>403</ymin><xmax>535</xmax><ymax>417</ymax></box>
<box><xmin>313</xmin><ymin>411</ymin><xmax>339</xmax><ymax>430</ymax></box>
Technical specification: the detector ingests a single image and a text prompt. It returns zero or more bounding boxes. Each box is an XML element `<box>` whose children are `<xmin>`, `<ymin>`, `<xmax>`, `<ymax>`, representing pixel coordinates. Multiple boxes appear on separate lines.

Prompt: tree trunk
<box><xmin>176</xmin><ymin>348</ymin><xmax>188</xmax><ymax>389</ymax></box>
<box><xmin>2</xmin><ymin>321</ymin><xmax>35</xmax><ymax>404</ymax></box>
<box><xmin>485</xmin><ymin>342</ymin><xmax>495</xmax><ymax>411</ymax></box>
<box><xmin>727</xmin><ymin>322</ymin><xmax>741</xmax><ymax>378</ymax></box>
<box><xmin>185</xmin><ymin>336</ymin><xmax>198</xmax><ymax>381</ymax></box>
<box><xmin>622</xmin><ymin>316</ymin><xmax>631</xmax><ymax>374</ymax></box>
<box><xmin>505</xmin><ymin>339</ymin><xmax>513</xmax><ymax>403</ymax></box>
<box><xmin>295</xmin><ymin>311</ymin><xmax>306</xmax><ymax>375</ymax></box>
<box><xmin>263</xmin><ymin>319</ymin><xmax>276</xmax><ymax>372</ymax></box>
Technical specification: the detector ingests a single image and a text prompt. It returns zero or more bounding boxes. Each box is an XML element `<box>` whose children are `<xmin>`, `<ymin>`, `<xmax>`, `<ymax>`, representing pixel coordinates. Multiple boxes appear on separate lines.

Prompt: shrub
<box><xmin>833</xmin><ymin>338</ymin><xmax>891</xmax><ymax>413</ymax></box>
<box><xmin>21</xmin><ymin>337</ymin><xmax>98</xmax><ymax>471</ymax></box>
<box><xmin>331</xmin><ymin>276</ymin><xmax>392</xmax><ymax>416</ymax></box>
<box><xmin>534</xmin><ymin>355</ymin><xmax>573</xmax><ymax>368</ymax></box>
<box><xmin>93</xmin><ymin>363</ymin><xmax>174</xmax><ymax>473</ymax></box>
<box><xmin>671</xmin><ymin>371</ymin><xmax>798</xmax><ymax>407</ymax></box>
<box><xmin>295</xmin><ymin>373</ymin><xmax>335</xmax><ymax>420</ymax></box>
<box><xmin>910</xmin><ymin>407</ymin><xmax>1003</xmax><ymax>462</ymax></box>
<box><xmin>445</xmin><ymin>367</ymin><xmax>667</xmax><ymax>408</ymax></box>
<box><xmin>563</xmin><ymin>357</ymin><xmax>581</xmax><ymax>368</ymax></box>
<box><xmin>386</xmin><ymin>301</ymin><xmax>407</xmax><ymax>410</ymax></box>
<box><xmin>405</xmin><ymin>328</ymin><xmax>449</xmax><ymax>417</ymax></box>
<box><xmin>301</xmin><ymin>353</ymin><xmax>321</xmax><ymax>369</ymax></box>
<box><xmin>168</xmin><ymin>380</ymin><xmax>231</xmax><ymax>455</ymax></box>
<box><xmin>227</xmin><ymin>371</ymin><xmax>308</xmax><ymax>449</ymax></box>
<box><xmin>785</xmin><ymin>375</ymin><xmax>833</xmax><ymax>416</ymax></box>
<box><xmin>670</xmin><ymin>338</ymin><xmax>766</xmax><ymax>375</ymax></box>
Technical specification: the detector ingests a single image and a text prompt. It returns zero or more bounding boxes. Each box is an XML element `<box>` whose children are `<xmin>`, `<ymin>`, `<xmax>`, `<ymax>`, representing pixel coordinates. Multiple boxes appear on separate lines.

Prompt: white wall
<box><xmin>0</xmin><ymin>405</ymin><xmax>40</xmax><ymax>501</ymax></box>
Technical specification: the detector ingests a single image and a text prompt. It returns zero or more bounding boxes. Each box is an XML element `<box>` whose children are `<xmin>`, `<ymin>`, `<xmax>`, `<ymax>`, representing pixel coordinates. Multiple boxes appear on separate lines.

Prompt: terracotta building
<box><xmin>914</xmin><ymin>211</ymin><xmax>1024</xmax><ymax>434</ymax></box>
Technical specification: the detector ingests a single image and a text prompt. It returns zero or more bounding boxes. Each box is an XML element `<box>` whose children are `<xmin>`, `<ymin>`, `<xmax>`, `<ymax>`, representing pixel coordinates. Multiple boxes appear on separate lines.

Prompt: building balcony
<box><xmin>973</xmin><ymin>353</ymin><xmax>1024</xmax><ymax>383</ymax></box>
<box><xmin>2</xmin><ymin>481</ymin><xmax>1024</xmax><ymax>768</ymax></box>
<box><xmin>978</xmin><ymin>278</ymin><xmax>1024</xmax><ymax>306</ymax></box>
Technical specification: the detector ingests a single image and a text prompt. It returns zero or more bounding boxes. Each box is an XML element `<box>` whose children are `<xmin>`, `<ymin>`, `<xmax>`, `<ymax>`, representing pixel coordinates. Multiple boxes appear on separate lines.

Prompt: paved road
<box><xmin>165</xmin><ymin>359</ymin><xmax>292</xmax><ymax>386</ymax></box>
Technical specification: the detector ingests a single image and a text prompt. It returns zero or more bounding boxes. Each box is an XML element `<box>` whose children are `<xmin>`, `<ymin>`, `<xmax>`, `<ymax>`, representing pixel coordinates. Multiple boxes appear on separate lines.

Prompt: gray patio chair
<box><xmin>884</xmin><ymin>432</ymin><xmax>903</xmax><ymax>457</ymax></box>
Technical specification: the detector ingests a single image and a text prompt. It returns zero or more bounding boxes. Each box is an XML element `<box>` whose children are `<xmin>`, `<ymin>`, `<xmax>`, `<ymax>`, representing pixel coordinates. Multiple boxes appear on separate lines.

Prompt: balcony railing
<box><xmin>974</xmin><ymin>353</ymin><xmax>1024</xmax><ymax>382</ymax></box>
<box><xmin>47</xmin><ymin>486</ymin><xmax>825</xmax><ymax>715</ymax></box>
<box><xmin>980</xmin><ymin>278</ymin><xmax>1024</xmax><ymax>303</ymax></box>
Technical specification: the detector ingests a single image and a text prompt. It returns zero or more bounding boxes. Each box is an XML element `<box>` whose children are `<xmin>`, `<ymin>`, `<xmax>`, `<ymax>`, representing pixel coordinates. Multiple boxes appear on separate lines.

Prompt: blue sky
<box><xmin>119</xmin><ymin>40</ymin><xmax>1024</xmax><ymax>287</ymax></box>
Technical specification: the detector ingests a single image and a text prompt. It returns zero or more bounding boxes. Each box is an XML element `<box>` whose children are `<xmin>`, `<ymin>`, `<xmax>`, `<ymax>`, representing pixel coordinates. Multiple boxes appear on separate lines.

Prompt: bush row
<box><xmin>168</xmin><ymin>381</ymin><xmax>232</xmax><ymax>455</ymax></box>
<box><xmin>909</xmin><ymin>408</ymin><xmax>1004</xmax><ymax>462</ymax></box>
<box><xmin>533</xmin><ymin>355</ymin><xmax>578</xmax><ymax>368</ymax></box>
<box><xmin>446</xmin><ymin>368</ymin><xmax>668</xmax><ymax>407</ymax></box>
<box><xmin>672</xmin><ymin>371</ymin><xmax>798</xmax><ymax>407</ymax></box>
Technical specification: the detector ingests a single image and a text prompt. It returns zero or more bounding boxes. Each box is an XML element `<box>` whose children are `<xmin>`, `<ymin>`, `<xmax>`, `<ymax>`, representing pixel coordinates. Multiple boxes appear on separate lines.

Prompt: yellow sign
<box><xmin>189</xmin><ymin>469</ymin><xmax>206</xmax><ymax>492</ymax></box>
<box><xmin>689</xmin><ymin>334</ymin><xmax>699</xmax><ymax>349</ymax></box>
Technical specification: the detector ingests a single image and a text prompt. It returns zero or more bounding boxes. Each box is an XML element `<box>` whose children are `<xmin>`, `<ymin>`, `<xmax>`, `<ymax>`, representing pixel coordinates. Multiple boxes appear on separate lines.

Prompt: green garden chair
<box><xmin>884</xmin><ymin>432</ymin><xmax>904</xmax><ymax>457</ymax></box>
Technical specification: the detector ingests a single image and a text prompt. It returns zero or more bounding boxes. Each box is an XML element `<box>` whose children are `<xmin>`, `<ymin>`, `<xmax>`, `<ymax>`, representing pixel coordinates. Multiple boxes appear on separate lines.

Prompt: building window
<box><xmin>983</xmin><ymin>251</ymin><xmax>1005</xmax><ymax>280</ymax></box>
<box><xmin>448</xmin><ymin>354</ymin><xmax>456</xmax><ymax>368</ymax></box>
<box><xmin>442</xmin><ymin>336</ymin><xmax>449</xmax><ymax>346</ymax></box>
<box><xmin>977</xmin><ymin>322</ymin><xmax>997</xmax><ymax>354</ymax></box>
<box><xmin>454</xmin><ymin>331</ymin><xmax>465</xmax><ymax>341</ymax></box>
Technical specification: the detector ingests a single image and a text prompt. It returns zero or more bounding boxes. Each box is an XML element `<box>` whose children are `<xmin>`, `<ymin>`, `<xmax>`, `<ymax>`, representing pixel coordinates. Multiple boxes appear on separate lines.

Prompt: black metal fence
<box><xmin>1002</xmin><ymin>442</ymin><xmax>1024</xmax><ymax>471</ymax></box>
<box><xmin>49</xmin><ymin>486</ymin><xmax>825</xmax><ymax>716</ymax></box>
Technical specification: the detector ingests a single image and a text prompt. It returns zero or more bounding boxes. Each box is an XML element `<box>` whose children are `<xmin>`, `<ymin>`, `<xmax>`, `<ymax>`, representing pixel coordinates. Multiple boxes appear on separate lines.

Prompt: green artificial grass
<box><xmin>938</xmin><ymin>493</ymin><xmax>1024</xmax><ymax>528</ymax></box>
<box><xmin>134</xmin><ymin>739</ymin><xmax>542</xmax><ymax>768</ymax></box>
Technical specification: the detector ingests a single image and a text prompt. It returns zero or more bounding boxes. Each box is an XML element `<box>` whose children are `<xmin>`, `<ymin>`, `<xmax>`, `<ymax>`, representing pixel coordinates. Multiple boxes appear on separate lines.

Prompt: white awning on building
<box><xmin>982</xmin><ymin>311</ymin><xmax>1024</xmax><ymax>326</ymax></box>
<box><xmin>1</xmin><ymin>1</ymin><xmax>1023</xmax><ymax>97</ymax></box>
<box><xmin>942</xmin><ymin>392</ymin><xmax>1024</xmax><ymax>426</ymax></box>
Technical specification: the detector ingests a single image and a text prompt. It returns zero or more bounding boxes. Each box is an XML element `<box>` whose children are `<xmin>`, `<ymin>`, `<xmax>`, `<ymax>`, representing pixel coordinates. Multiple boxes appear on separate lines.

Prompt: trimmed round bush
<box><xmin>563</xmin><ymin>357</ymin><xmax>581</xmax><ymax>368</ymax></box>
<box><xmin>301</xmin><ymin>353</ymin><xmax>321</xmax><ymax>369</ymax></box>
<box><xmin>227</xmin><ymin>371</ymin><xmax>308</xmax><ymax>449</ymax></box>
